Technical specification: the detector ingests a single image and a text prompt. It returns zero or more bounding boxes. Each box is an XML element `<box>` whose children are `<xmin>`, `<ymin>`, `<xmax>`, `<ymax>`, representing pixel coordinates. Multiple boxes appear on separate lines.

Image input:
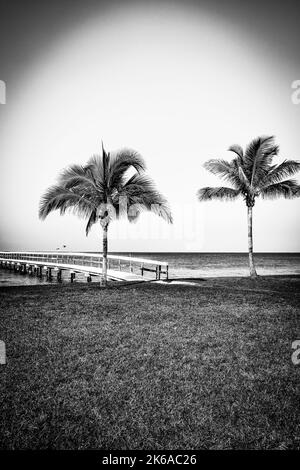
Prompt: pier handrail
<box><xmin>0</xmin><ymin>251</ymin><xmax>168</xmax><ymax>266</ymax></box>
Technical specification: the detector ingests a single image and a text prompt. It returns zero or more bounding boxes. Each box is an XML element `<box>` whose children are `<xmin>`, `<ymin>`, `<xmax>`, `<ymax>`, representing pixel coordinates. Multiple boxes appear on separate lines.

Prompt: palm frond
<box><xmin>58</xmin><ymin>164</ymin><xmax>99</xmax><ymax>192</ymax></box>
<box><xmin>228</xmin><ymin>144</ymin><xmax>244</xmax><ymax>161</ymax></box>
<box><xmin>85</xmin><ymin>209</ymin><xmax>97</xmax><ymax>236</ymax></box>
<box><xmin>102</xmin><ymin>144</ymin><xmax>110</xmax><ymax>190</ymax></box>
<box><xmin>108</xmin><ymin>148</ymin><xmax>146</xmax><ymax>190</ymax></box>
<box><xmin>203</xmin><ymin>159</ymin><xmax>242</xmax><ymax>189</ymax></box>
<box><xmin>244</xmin><ymin>136</ymin><xmax>277</xmax><ymax>185</ymax></box>
<box><xmin>197</xmin><ymin>186</ymin><xmax>241</xmax><ymax>201</ymax></box>
<box><xmin>147</xmin><ymin>201</ymin><xmax>173</xmax><ymax>223</ymax></box>
<box><xmin>86</xmin><ymin>154</ymin><xmax>105</xmax><ymax>188</ymax></box>
<box><xmin>204</xmin><ymin>159</ymin><xmax>233</xmax><ymax>176</ymax></box>
<box><xmin>120</xmin><ymin>174</ymin><xmax>172</xmax><ymax>223</ymax></box>
<box><xmin>244</xmin><ymin>135</ymin><xmax>275</xmax><ymax>165</ymax></box>
<box><xmin>260</xmin><ymin>179</ymin><xmax>300</xmax><ymax>200</ymax></box>
<box><xmin>259</xmin><ymin>160</ymin><xmax>300</xmax><ymax>187</ymax></box>
<box><xmin>39</xmin><ymin>185</ymin><xmax>96</xmax><ymax>220</ymax></box>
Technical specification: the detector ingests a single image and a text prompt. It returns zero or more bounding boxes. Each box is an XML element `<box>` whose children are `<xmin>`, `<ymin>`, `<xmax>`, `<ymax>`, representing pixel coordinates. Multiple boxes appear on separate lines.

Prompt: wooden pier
<box><xmin>0</xmin><ymin>251</ymin><xmax>169</xmax><ymax>283</ymax></box>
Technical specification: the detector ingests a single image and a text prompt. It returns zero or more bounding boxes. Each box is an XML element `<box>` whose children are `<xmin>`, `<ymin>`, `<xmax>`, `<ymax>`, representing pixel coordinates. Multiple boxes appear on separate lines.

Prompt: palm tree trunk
<box><xmin>101</xmin><ymin>224</ymin><xmax>108</xmax><ymax>286</ymax></box>
<box><xmin>247</xmin><ymin>205</ymin><xmax>257</xmax><ymax>278</ymax></box>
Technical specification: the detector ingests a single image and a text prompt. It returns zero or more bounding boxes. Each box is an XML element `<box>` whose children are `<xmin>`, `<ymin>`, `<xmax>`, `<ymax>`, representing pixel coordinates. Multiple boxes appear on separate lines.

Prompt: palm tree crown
<box><xmin>39</xmin><ymin>144</ymin><xmax>172</xmax><ymax>229</ymax></box>
<box><xmin>197</xmin><ymin>136</ymin><xmax>300</xmax><ymax>206</ymax></box>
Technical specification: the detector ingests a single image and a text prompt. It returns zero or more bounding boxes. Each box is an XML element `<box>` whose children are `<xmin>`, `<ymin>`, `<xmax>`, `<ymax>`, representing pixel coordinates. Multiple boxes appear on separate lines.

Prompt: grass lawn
<box><xmin>0</xmin><ymin>276</ymin><xmax>299</xmax><ymax>449</ymax></box>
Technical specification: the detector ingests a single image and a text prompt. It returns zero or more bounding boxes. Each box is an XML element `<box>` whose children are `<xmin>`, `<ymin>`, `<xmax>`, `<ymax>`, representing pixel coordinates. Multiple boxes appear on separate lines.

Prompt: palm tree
<box><xmin>39</xmin><ymin>143</ymin><xmax>172</xmax><ymax>285</ymax></box>
<box><xmin>197</xmin><ymin>136</ymin><xmax>300</xmax><ymax>277</ymax></box>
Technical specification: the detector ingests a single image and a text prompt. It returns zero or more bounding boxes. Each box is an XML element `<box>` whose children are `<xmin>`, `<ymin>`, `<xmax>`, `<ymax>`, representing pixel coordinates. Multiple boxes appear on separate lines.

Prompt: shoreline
<box><xmin>1</xmin><ymin>273</ymin><xmax>299</xmax><ymax>290</ymax></box>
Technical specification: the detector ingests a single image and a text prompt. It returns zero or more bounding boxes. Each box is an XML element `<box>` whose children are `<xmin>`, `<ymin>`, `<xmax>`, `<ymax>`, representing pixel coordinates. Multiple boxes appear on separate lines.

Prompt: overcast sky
<box><xmin>0</xmin><ymin>0</ymin><xmax>299</xmax><ymax>252</ymax></box>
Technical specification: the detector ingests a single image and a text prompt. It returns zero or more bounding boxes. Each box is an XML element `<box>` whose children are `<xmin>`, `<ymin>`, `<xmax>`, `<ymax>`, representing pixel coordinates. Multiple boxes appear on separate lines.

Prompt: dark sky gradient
<box><xmin>1</xmin><ymin>0</ymin><xmax>300</xmax><ymax>85</ymax></box>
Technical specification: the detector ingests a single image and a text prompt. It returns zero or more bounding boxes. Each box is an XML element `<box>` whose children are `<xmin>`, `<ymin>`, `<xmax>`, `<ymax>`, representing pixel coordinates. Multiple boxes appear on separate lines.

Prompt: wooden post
<box><xmin>166</xmin><ymin>265</ymin><xmax>169</xmax><ymax>280</ymax></box>
<box><xmin>46</xmin><ymin>268</ymin><xmax>52</xmax><ymax>280</ymax></box>
<box><xmin>70</xmin><ymin>271</ymin><xmax>75</xmax><ymax>283</ymax></box>
<box><xmin>158</xmin><ymin>265</ymin><xmax>161</xmax><ymax>280</ymax></box>
<box><xmin>141</xmin><ymin>263</ymin><xmax>144</xmax><ymax>277</ymax></box>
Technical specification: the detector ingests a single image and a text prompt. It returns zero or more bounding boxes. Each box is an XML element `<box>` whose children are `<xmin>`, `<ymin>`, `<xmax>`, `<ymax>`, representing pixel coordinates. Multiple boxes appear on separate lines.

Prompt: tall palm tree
<box><xmin>197</xmin><ymin>136</ymin><xmax>300</xmax><ymax>277</ymax></box>
<box><xmin>39</xmin><ymin>143</ymin><xmax>172</xmax><ymax>285</ymax></box>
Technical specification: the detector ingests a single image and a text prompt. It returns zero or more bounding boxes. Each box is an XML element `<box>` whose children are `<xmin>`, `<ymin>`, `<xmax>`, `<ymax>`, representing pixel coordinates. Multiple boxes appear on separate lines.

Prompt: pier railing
<box><xmin>0</xmin><ymin>251</ymin><xmax>168</xmax><ymax>280</ymax></box>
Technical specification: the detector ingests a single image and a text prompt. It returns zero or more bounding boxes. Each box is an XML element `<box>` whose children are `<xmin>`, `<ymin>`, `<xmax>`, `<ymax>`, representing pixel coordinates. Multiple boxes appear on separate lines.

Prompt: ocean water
<box><xmin>0</xmin><ymin>253</ymin><xmax>299</xmax><ymax>286</ymax></box>
<box><xmin>128</xmin><ymin>252</ymin><xmax>300</xmax><ymax>279</ymax></box>
<box><xmin>0</xmin><ymin>268</ymin><xmax>91</xmax><ymax>287</ymax></box>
